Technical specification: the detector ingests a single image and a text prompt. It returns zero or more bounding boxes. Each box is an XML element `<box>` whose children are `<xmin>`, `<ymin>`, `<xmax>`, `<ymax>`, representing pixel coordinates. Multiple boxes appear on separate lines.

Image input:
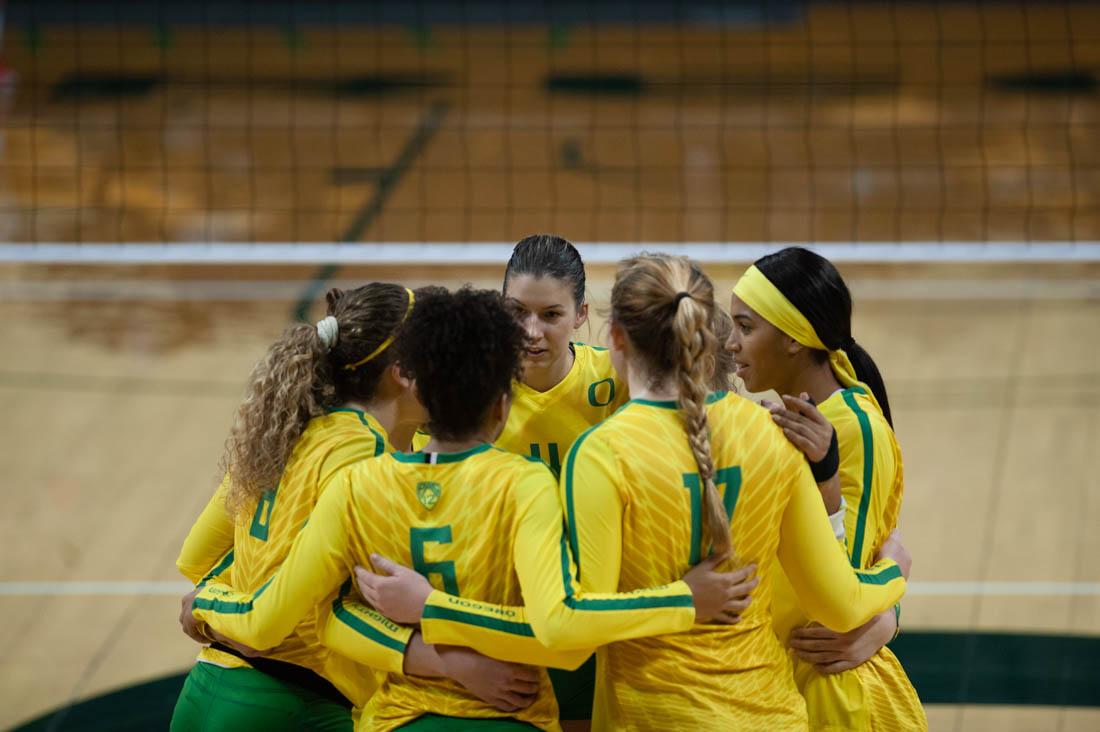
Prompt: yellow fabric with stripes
<box><xmin>177</xmin><ymin>409</ymin><xmax>412</xmax><ymax>708</ymax></box>
<box><xmin>410</xmin><ymin>343</ymin><xmax>625</xmax><ymax>464</ymax></box>
<box><xmin>193</xmin><ymin>443</ymin><xmax>695</xmax><ymax>731</ymax></box>
<box><xmin>422</xmin><ymin>392</ymin><xmax>906</xmax><ymax>729</ymax></box>
<box><xmin>733</xmin><ymin>265</ymin><xmax>923</xmax><ymax>730</ymax></box>
<box><xmin>496</xmin><ymin>343</ymin><xmax>628</xmax><ymax>476</ymax></box>
<box><xmin>773</xmin><ymin>388</ymin><xmax>926</xmax><ymax>731</ymax></box>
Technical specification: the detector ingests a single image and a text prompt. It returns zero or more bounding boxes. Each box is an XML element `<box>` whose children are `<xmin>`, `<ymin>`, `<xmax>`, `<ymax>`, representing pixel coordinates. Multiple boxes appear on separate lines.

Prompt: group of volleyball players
<box><xmin>170</xmin><ymin>235</ymin><xmax>926</xmax><ymax>731</ymax></box>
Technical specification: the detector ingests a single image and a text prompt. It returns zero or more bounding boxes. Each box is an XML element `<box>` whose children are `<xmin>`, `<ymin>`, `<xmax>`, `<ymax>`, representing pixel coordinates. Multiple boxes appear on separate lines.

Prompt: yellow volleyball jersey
<box><xmin>193</xmin><ymin>443</ymin><xmax>695</xmax><ymax>732</ymax></box>
<box><xmin>826</xmin><ymin>386</ymin><xmax>904</xmax><ymax>571</ymax></box>
<box><xmin>496</xmin><ymin>342</ymin><xmax>628</xmax><ymax>476</ymax></box>
<box><xmin>179</xmin><ymin>408</ymin><xmax>409</xmax><ymax>707</ymax></box>
<box><xmin>421</xmin><ymin>393</ymin><xmax>907</xmax><ymax>729</ymax></box>
<box><xmin>774</xmin><ymin>386</ymin><xmax>925</xmax><ymax>732</ymax></box>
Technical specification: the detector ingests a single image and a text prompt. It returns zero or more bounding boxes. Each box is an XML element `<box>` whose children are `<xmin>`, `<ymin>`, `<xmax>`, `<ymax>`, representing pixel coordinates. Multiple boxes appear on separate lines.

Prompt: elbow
<box><xmin>527</xmin><ymin>616</ymin><xmax>592</xmax><ymax>670</ymax></box>
<box><xmin>528</xmin><ymin>610</ymin><xmax>585</xmax><ymax>652</ymax></box>
<box><xmin>812</xmin><ymin>600</ymin><xmax>873</xmax><ymax>633</ymax></box>
<box><xmin>529</xmin><ymin>615</ymin><xmax>569</xmax><ymax>650</ymax></box>
<box><xmin>177</xmin><ymin>558</ymin><xmax>204</xmax><ymax>586</ymax></box>
<box><xmin>818</xmin><ymin>609</ymin><xmax>864</xmax><ymax>634</ymax></box>
<box><xmin>204</xmin><ymin>618</ymin><xmax>285</xmax><ymax>654</ymax></box>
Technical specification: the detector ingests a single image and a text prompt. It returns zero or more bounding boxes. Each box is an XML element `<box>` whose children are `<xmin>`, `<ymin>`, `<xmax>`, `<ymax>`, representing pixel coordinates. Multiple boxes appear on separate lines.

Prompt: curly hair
<box><xmin>222</xmin><ymin>283</ymin><xmax>413</xmax><ymax>518</ymax></box>
<box><xmin>397</xmin><ymin>287</ymin><xmax>526</xmax><ymax>441</ymax></box>
<box><xmin>611</xmin><ymin>254</ymin><xmax>731</xmax><ymax>558</ymax></box>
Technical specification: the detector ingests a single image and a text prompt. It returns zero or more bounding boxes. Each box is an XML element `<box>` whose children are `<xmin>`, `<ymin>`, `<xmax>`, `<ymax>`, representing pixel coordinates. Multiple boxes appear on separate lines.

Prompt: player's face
<box><xmin>726</xmin><ymin>293</ymin><xmax>793</xmax><ymax>393</ymax></box>
<box><xmin>504</xmin><ymin>274</ymin><xmax>588</xmax><ymax>372</ymax></box>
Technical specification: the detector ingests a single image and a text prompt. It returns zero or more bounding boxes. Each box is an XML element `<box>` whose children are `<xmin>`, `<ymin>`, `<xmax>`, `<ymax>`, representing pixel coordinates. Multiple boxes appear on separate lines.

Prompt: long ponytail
<box><xmin>673</xmin><ymin>296</ymin><xmax>731</xmax><ymax>557</ymax></box>
<box><xmin>222</xmin><ymin>324</ymin><xmax>331</xmax><ymax>517</ymax></box>
<box><xmin>845</xmin><ymin>340</ymin><xmax>893</xmax><ymax>426</ymax></box>
<box><xmin>611</xmin><ymin>254</ymin><xmax>731</xmax><ymax>558</ymax></box>
<box><xmin>222</xmin><ymin>282</ymin><xmax>413</xmax><ymax>517</ymax></box>
<box><xmin>755</xmin><ymin>247</ymin><xmax>894</xmax><ymax>426</ymax></box>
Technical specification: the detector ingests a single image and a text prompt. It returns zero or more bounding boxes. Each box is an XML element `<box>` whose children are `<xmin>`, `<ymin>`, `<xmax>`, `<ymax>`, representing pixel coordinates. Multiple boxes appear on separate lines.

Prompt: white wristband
<box><xmin>828</xmin><ymin>498</ymin><xmax>847</xmax><ymax>541</ymax></box>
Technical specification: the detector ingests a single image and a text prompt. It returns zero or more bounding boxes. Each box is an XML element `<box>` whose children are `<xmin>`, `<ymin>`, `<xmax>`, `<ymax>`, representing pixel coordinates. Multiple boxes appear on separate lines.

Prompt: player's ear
<box><xmin>389</xmin><ymin>361</ymin><xmax>412</xmax><ymax>390</ymax></box>
<box><xmin>609</xmin><ymin>320</ymin><xmax>628</xmax><ymax>354</ymax></box>
<box><xmin>574</xmin><ymin>301</ymin><xmax>589</xmax><ymax>329</ymax></box>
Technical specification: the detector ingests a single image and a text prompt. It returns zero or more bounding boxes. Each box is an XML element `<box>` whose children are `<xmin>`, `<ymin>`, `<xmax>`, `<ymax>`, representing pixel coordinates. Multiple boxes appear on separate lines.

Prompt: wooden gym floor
<box><xmin>1</xmin><ymin>261</ymin><xmax>1098</xmax><ymax>730</ymax></box>
<box><xmin>2</xmin><ymin>3</ymin><xmax>1099</xmax><ymax>729</ymax></box>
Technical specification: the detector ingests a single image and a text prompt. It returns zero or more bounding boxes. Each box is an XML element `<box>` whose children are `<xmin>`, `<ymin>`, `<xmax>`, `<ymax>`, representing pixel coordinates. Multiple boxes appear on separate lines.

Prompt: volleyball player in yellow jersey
<box><xmin>171</xmin><ymin>284</ymin><xmax>535</xmax><ymax>731</ymax></box>
<box><xmin>372</xmin><ymin>255</ymin><xmax>911</xmax><ymax>730</ymax></box>
<box><xmin>496</xmin><ymin>235</ymin><xmax>628</xmax><ymax>474</ymax></box>
<box><xmin>494</xmin><ymin>234</ymin><xmax>627</xmax><ymax>723</ymax></box>
<box><xmin>185</xmin><ymin>287</ymin><xmax>750</xmax><ymax>731</ymax></box>
<box><xmin>729</xmin><ymin>247</ymin><xmax>926</xmax><ymax>731</ymax></box>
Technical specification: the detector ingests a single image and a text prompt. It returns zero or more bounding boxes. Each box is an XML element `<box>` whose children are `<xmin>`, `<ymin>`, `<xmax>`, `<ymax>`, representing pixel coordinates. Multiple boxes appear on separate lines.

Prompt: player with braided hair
<box><xmin>384</xmin><ymin>254</ymin><xmax>910</xmax><ymax>728</ymax></box>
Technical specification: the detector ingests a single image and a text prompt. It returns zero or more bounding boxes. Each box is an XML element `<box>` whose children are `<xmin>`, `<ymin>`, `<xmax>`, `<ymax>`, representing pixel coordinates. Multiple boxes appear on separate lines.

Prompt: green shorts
<box><xmin>548</xmin><ymin>655</ymin><xmax>596</xmax><ymax>721</ymax></box>
<box><xmin>169</xmin><ymin>662</ymin><xmax>352</xmax><ymax>732</ymax></box>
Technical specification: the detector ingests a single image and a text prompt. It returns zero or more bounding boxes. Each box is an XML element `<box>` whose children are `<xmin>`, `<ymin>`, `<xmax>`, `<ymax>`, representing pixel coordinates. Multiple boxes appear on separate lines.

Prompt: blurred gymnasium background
<box><xmin>0</xmin><ymin>1</ymin><xmax>1097</xmax><ymax>730</ymax></box>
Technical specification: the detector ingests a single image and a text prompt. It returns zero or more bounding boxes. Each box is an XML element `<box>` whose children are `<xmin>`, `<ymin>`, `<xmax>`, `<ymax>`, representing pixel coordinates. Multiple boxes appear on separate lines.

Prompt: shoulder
<box><xmin>484</xmin><ymin>447</ymin><xmax>558</xmax><ymax>500</ymax></box>
<box><xmin>573</xmin><ymin>342</ymin><xmax>616</xmax><ymax>381</ymax></box>
<box><xmin>821</xmin><ymin>388</ymin><xmax>893</xmax><ymax>451</ymax></box>
<box><xmin>710</xmin><ymin>391</ymin><xmax>805</xmax><ymax>466</ymax></box>
<box><xmin>708</xmin><ymin>390</ymin><xmax>768</xmax><ymax>428</ymax></box>
<box><xmin>483</xmin><ymin>445</ymin><xmax>550</xmax><ymax>476</ymax></box>
<box><xmin>562</xmin><ymin>411</ymin><xmax>624</xmax><ymax>477</ymax></box>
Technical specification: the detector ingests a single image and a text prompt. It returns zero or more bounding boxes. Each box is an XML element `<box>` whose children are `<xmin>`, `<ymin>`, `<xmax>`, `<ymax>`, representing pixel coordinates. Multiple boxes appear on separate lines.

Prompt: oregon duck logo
<box><xmin>417</xmin><ymin>481</ymin><xmax>442</xmax><ymax>510</ymax></box>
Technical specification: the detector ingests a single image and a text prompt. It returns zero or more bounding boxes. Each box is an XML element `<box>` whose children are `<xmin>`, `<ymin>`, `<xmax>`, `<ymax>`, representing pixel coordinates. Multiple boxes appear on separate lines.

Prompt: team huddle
<box><xmin>171</xmin><ymin>236</ymin><xmax>927</xmax><ymax>731</ymax></box>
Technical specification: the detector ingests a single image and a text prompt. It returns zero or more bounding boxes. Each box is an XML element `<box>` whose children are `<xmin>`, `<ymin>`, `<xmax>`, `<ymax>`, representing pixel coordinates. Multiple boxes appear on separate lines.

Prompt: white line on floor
<box><xmin>3</xmin><ymin>241</ymin><xmax>1100</xmax><ymax>264</ymax></box>
<box><xmin>3</xmin><ymin>278</ymin><xmax>1099</xmax><ymax>301</ymax></box>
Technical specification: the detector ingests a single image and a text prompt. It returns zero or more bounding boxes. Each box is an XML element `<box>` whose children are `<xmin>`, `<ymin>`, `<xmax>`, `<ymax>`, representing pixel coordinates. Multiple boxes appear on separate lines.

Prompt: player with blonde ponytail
<box><xmin>363</xmin><ymin>253</ymin><xmax>911</xmax><ymax>729</ymax></box>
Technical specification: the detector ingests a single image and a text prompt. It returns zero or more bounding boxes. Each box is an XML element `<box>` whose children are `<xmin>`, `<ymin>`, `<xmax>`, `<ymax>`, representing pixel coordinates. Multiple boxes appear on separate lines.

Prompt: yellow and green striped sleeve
<box><xmin>193</xmin><ymin>474</ymin><xmax>409</xmax><ymax>664</ymax></box>
<box><xmin>319</xmin><ymin>583</ymin><xmax>413</xmax><ymax>675</ymax></box>
<box><xmin>422</xmin><ymin>459</ymin><xmax>694</xmax><ymax>658</ymax></box>
<box><xmin>776</xmin><ymin>446</ymin><xmax>906</xmax><ymax>633</ymax></box>
<box><xmin>177</xmin><ymin>476</ymin><xmax>236</xmax><ymax>585</ymax></box>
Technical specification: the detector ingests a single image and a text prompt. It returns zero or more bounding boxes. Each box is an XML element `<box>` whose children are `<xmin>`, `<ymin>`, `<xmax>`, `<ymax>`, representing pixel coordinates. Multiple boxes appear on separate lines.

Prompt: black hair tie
<box><xmin>673</xmin><ymin>291</ymin><xmax>692</xmax><ymax>307</ymax></box>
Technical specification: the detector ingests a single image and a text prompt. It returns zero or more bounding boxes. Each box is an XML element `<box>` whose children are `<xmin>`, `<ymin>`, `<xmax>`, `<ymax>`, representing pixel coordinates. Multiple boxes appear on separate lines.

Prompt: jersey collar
<box><xmin>391</xmin><ymin>442</ymin><xmax>493</xmax><ymax>464</ymax></box>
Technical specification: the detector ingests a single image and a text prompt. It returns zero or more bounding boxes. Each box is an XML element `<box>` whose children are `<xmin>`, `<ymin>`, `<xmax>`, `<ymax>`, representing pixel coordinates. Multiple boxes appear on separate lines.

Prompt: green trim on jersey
<box><xmin>855</xmin><ymin>563</ymin><xmax>903</xmax><ymax>585</ymax></box>
<box><xmin>626</xmin><ymin>390</ymin><xmax>729</xmax><ymax>410</ymax></box>
<box><xmin>197</xmin><ymin>550</ymin><xmax>235</xmax><ymax>589</ymax></box>
<box><xmin>557</xmin><ymin>531</ymin><xmax>692</xmax><ymax>611</ymax></box>
<box><xmin>331</xmin><ymin>580</ymin><xmax>409</xmax><ymax>653</ymax></box>
<box><xmin>391</xmin><ymin>443</ymin><xmax>492</xmax><ymax>464</ymax></box>
<box><xmin>193</xmin><ymin>575</ymin><xmax>274</xmax><ymax>615</ymax></box>
<box><xmin>328</xmin><ymin>408</ymin><xmax>386</xmax><ymax>456</ymax></box>
<box><xmin>422</xmin><ymin>604</ymin><xmax>536</xmax><ymax>638</ymax></box>
<box><xmin>841</xmin><ymin>387</ymin><xmax>875</xmax><ymax>568</ymax></box>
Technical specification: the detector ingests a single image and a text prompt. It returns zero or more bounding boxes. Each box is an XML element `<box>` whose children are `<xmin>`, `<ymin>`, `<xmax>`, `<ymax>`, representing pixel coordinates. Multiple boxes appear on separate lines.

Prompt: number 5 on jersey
<box><xmin>681</xmin><ymin>466</ymin><xmax>742</xmax><ymax>563</ymax></box>
<box><xmin>410</xmin><ymin>526</ymin><xmax>460</xmax><ymax>594</ymax></box>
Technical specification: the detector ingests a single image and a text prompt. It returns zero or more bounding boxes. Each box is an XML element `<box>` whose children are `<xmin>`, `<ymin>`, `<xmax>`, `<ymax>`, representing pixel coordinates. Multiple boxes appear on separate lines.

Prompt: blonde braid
<box><xmin>672</xmin><ymin>295</ymin><xmax>731</xmax><ymax>558</ymax></box>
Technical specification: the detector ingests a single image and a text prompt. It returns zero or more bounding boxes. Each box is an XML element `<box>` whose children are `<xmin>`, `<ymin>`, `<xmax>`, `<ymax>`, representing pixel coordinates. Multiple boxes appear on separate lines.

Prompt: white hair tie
<box><xmin>315</xmin><ymin>316</ymin><xmax>339</xmax><ymax>351</ymax></box>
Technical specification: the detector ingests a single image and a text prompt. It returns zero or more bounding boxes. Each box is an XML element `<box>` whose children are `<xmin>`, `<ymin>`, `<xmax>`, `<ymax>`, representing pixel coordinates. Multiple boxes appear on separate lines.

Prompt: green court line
<box><xmin>291</xmin><ymin>101</ymin><xmax>451</xmax><ymax>322</ymax></box>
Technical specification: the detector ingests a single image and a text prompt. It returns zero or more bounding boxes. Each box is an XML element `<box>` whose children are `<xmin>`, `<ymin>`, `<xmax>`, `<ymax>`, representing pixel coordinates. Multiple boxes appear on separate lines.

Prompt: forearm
<box><xmin>779</xmin><ymin>468</ymin><xmax>905</xmax><ymax>632</ymax></box>
<box><xmin>321</xmin><ymin>591</ymin><xmax>414</xmax><ymax>675</ymax></box>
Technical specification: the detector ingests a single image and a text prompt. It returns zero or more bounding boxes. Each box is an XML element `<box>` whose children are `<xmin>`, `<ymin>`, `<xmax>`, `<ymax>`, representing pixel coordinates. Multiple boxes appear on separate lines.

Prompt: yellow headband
<box><xmin>342</xmin><ymin>288</ymin><xmax>415</xmax><ymax>371</ymax></box>
<box><xmin>732</xmin><ymin>265</ymin><xmax>882</xmax><ymax>416</ymax></box>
